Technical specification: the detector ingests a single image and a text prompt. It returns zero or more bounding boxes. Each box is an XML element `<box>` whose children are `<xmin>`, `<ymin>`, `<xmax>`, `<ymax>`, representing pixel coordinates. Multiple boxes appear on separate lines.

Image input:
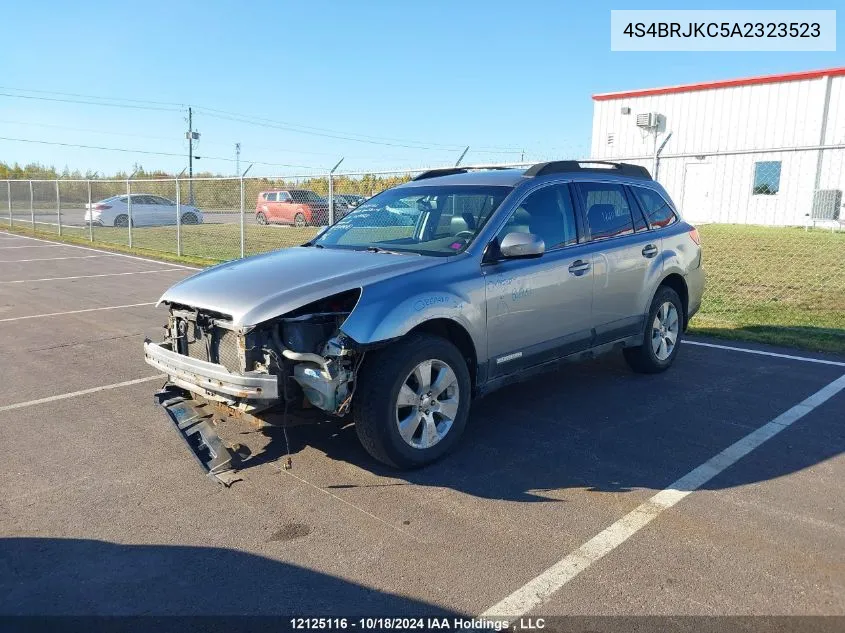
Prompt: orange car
<box><xmin>255</xmin><ymin>189</ymin><xmax>330</xmax><ymax>227</ymax></box>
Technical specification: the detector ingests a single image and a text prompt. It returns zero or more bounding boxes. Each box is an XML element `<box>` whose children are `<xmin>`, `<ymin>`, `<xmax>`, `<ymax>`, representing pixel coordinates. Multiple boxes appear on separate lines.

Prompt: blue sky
<box><xmin>1</xmin><ymin>1</ymin><xmax>842</xmax><ymax>176</ymax></box>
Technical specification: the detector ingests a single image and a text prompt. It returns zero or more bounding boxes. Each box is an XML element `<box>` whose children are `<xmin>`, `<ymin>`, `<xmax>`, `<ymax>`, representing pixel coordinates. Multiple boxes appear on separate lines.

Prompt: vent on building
<box><xmin>811</xmin><ymin>189</ymin><xmax>842</xmax><ymax>221</ymax></box>
<box><xmin>636</xmin><ymin>112</ymin><xmax>659</xmax><ymax>129</ymax></box>
<box><xmin>607</xmin><ymin>133</ymin><xmax>615</xmax><ymax>146</ymax></box>
<box><xmin>620</xmin><ymin>107</ymin><xmax>631</xmax><ymax>115</ymax></box>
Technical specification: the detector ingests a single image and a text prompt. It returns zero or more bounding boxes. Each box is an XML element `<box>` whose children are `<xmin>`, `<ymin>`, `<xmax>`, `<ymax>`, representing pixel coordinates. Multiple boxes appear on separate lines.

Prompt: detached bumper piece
<box><xmin>154</xmin><ymin>386</ymin><xmax>242</xmax><ymax>486</ymax></box>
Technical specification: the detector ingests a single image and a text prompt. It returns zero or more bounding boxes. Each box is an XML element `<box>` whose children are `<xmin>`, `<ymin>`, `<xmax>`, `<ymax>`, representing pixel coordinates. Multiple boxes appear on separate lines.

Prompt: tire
<box><xmin>623</xmin><ymin>286</ymin><xmax>684</xmax><ymax>374</ymax></box>
<box><xmin>113</xmin><ymin>214</ymin><xmax>129</xmax><ymax>228</ymax></box>
<box><xmin>256</xmin><ymin>212</ymin><xmax>268</xmax><ymax>225</ymax></box>
<box><xmin>294</xmin><ymin>212</ymin><xmax>307</xmax><ymax>228</ymax></box>
<box><xmin>181</xmin><ymin>212</ymin><xmax>198</xmax><ymax>225</ymax></box>
<box><xmin>353</xmin><ymin>333</ymin><xmax>472</xmax><ymax>469</ymax></box>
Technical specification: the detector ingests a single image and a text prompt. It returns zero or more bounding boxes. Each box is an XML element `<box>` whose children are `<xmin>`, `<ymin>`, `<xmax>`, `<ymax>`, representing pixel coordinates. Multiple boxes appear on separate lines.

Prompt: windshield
<box><xmin>313</xmin><ymin>185</ymin><xmax>512</xmax><ymax>256</ymax></box>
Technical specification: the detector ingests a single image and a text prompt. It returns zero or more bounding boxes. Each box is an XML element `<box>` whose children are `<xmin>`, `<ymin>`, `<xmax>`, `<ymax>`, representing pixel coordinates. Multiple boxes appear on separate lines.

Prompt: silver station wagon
<box><xmin>144</xmin><ymin>161</ymin><xmax>705</xmax><ymax>483</ymax></box>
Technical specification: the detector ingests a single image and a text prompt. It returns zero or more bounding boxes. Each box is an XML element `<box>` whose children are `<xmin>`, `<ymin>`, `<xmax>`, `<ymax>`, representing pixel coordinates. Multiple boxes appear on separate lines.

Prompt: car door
<box><xmin>573</xmin><ymin>181</ymin><xmax>655</xmax><ymax>346</ymax></box>
<box><xmin>260</xmin><ymin>192</ymin><xmax>278</xmax><ymax>222</ymax></box>
<box><xmin>484</xmin><ymin>182</ymin><xmax>594</xmax><ymax>377</ymax></box>
<box><xmin>129</xmin><ymin>195</ymin><xmax>154</xmax><ymax>226</ymax></box>
<box><xmin>149</xmin><ymin>195</ymin><xmax>176</xmax><ymax>225</ymax></box>
<box><xmin>277</xmin><ymin>191</ymin><xmax>295</xmax><ymax>223</ymax></box>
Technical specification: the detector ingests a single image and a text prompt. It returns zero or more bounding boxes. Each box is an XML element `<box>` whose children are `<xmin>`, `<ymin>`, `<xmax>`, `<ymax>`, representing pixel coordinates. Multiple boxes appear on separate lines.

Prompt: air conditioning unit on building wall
<box><xmin>636</xmin><ymin>112</ymin><xmax>659</xmax><ymax>129</ymax></box>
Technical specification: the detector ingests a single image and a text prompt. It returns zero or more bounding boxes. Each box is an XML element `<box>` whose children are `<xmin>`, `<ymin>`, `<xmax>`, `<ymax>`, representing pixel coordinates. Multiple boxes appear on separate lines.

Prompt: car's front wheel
<box><xmin>623</xmin><ymin>285</ymin><xmax>684</xmax><ymax>374</ymax></box>
<box><xmin>354</xmin><ymin>333</ymin><xmax>471</xmax><ymax>469</ymax></box>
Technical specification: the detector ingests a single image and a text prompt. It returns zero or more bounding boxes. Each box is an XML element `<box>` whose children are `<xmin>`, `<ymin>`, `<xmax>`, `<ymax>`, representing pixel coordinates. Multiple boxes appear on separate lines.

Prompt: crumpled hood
<box><xmin>158</xmin><ymin>246</ymin><xmax>442</xmax><ymax>326</ymax></box>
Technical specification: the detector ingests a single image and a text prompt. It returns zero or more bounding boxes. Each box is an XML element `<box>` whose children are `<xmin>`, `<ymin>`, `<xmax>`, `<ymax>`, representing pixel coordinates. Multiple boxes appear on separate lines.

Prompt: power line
<box><xmin>0</xmin><ymin>86</ymin><xmax>524</xmax><ymax>153</ymax></box>
<box><xmin>0</xmin><ymin>118</ymin><xmax>180</xmax><ymax>143</ymax></box>
<box><xmin>0</xmin><ymin>92</ymin><xmax>181</xmax><ymax>112</ymax></box>
<box><xmin>195</xmin><ymin>107</ymin><xmax>524</xmax><ymax>153</ymax></box>
<box><xmin>194</xmin><ymin>108</ymin><xmax>458</xmax><ymax>151</ymax></box>
<box><xmin>194</xmin><ymin>105</ymin><xmax>467</xmax><ymax>150</ymax></box>
<box><xmin>0</xmin><ymin>118</ymin><xmax>461</xmax><ymax>164</ymax></box>
<box><xmin>0</xmin><ymin>86</ymin><xmax>185</xmax><ymax>108</ymax></box>
<box><xmin>0</xmin><ymin>136</ymin><xmax>319</xmax><ymax>170</ymax></box>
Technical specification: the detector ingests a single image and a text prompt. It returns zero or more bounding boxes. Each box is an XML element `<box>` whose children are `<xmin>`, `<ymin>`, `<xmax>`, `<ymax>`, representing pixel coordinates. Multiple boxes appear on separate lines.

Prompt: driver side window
<box><xmin>497</xmin><ymin>184</ymin><xmax>578</xmax><ymax>250</ymax></box>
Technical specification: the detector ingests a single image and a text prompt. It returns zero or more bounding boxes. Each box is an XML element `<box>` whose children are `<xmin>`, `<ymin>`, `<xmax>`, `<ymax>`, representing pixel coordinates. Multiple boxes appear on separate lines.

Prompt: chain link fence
<box><xmin>2</xmin><ymin>157</ymin><xmax>844</xmax><ymax>351</ymax></box>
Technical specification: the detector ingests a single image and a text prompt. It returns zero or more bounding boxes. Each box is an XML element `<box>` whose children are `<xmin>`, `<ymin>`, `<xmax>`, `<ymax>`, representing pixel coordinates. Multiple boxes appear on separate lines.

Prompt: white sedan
<box><xmin>84</xmin><ymin>194</ymin><xmax>204</xmax><ymax>227</ymax></box>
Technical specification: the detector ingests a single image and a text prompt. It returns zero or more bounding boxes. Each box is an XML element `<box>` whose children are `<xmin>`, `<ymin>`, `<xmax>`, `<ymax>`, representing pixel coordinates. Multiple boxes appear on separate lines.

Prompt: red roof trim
<box><xmin>592</xmin><ymin>67</ymin><xmax>845</xmax><ymax>101</ymax></box>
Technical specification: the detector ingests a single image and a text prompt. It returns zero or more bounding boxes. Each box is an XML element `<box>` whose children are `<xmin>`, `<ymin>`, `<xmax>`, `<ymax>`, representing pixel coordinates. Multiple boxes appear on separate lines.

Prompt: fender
<box><xmin>638</xmin><ymin>248</ymin><xmax>673</xmax><ymax>314</ymax></box>
<box><xmin>340</xmin><ymin>279</ymin><xmax>486</xmax><ymax>359</ymax></box>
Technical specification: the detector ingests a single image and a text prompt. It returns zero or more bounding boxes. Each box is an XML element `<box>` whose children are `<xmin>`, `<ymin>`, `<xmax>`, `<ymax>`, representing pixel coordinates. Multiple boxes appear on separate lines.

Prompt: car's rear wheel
<box><xmin>256</xmin><ymin>212</ymin><xmax>268</xmax><ymax>225</ymax></box>
<box><xmin>294</xmin><ymin>212</ymin><xmax>306</xmax><ymax>228</ymax></box>
<box><xmin>623</xmin><ymin>286</ymin><xmax>684</xmax><ymax>374</ymax></box>
<box><xmin>181</xmin><ymin>212</ymin><xmax>198</xmax><ymax>225</ymax></box>
<box><xmin>354</xmin><ymin>333</ymin><xmax>471</xmax><ymax>469</ymax></box>
<box><xmin>113</xmin><ymin>214</ymin><xmax>129</xmax><ymax>228</ymax></box>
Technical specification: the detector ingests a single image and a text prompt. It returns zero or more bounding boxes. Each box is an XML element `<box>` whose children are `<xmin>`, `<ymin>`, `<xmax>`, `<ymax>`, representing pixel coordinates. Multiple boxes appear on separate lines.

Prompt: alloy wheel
<box><xmin>395</xmin><ymin>359</ymin><xmax>460</xmax><ymax>450</ymax></box>
<box><xmin>651</xmin><ymin>301</ymin><xmax>679</xmax><ymax>361</ymax></box>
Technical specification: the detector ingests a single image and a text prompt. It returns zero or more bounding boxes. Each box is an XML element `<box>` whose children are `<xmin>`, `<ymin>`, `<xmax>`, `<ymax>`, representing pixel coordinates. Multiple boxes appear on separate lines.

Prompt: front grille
<box><xmin>183</xmin><ymin>325</ymin><xmax>241</xmax><ymax>373</ymax></box>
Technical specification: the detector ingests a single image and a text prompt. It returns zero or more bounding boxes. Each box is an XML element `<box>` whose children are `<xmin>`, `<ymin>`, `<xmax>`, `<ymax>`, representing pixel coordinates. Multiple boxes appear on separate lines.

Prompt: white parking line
<box><xmin>0</xmin><ymin>231</ymin><xmax>201</xmax><ymax>270</ymax></box>
<box><xmin>0</xmin><ymin>254</ymin><xmax>115</xmax><ymax>263</ymax></box>
<box><xmin>0</xmin><ymin>375</ymin><xmax>165</xmax><ymax>413</ymax></box>
<box><xmin>0</xmin><ymin>302</ymin><xmax>155</xmax><ymax>322</ymax></box>
<box><xmin>0</xmin><ymin>245</ymin><xmax>61</xmax><ymax>249</ymax></box>
<box><xmin>481</xmin><ymin>372</ymin><xmax>845</xmax><ymax>618</ymax></box>
<box><xmin>0</xmin><ymin>269</ymin><xmax>186</xmax><ymax>284</ymax></box>
<box><xmin>686</xmin><ymin>339</ymin><xmax>845</xmax><ymax>368</ymax></box>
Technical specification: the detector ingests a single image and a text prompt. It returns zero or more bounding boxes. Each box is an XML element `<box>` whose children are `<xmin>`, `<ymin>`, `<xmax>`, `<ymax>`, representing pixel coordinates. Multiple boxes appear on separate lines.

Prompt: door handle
<box><xmin>642</xmin><ymin>244</ymin><xmax>658</xmax><ymax>258</ymax></box>
<box><xmin>568</xmin><ymin>259</ymin><xmax>591</xmax><ymax>276</ymax></box>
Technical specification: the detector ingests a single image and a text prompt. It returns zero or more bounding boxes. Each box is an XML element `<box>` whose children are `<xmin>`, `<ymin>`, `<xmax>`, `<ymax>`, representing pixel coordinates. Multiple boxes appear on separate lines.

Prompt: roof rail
<box><xmin>411</xmin><ymin>165</ymin><xmax>517</xmax><ymax>181</ymax></box>
<box><xmin>524</xmin><ymin>161</ymin><xmax>652</xmax><ymax>180</ymax></box>
<box><xmin>412</xmin><ymin>168</ymin><xmax>469</xmax><ymax>181</ymax></box>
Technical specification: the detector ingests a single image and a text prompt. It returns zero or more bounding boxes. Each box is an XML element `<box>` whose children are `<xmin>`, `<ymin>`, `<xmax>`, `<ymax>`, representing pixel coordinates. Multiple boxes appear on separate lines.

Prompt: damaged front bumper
<box><xmin>143</xmin><ymin>340</ymin><xmax>279</xmax><ymax>401</ymax></box>
<box><xmin>154</xmin><ymin>385</ymin><xmax>241</xmax><ymax>486</ymax></box>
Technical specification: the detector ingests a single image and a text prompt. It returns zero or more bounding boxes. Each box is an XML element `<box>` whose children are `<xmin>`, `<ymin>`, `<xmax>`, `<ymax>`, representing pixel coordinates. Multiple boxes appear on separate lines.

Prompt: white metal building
<box><xmin>590</xmin><ymin>67</ymin><xmax>845</xmax><ymax>226</ymax></box>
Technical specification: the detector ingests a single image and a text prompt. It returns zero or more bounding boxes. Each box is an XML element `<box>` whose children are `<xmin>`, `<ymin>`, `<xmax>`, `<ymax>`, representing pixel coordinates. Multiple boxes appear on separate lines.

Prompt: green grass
<box><xmin>3</xmin><ymin>222</ymin><xmax>319</xmax><ymax>264</ymax></box>
<box><xmin>690</xmin><ymin>225</ymin><xmax>845</xmax><ymax>353</ymax></box>
<box><xmin>4</xmin><ymin>221</ymin><xmax>844</xmax><ymax>354</ymax></box>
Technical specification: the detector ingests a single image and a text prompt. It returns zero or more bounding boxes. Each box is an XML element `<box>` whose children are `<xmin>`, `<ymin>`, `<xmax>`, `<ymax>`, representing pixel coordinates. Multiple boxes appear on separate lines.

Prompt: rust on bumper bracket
<box><xmin>154</xmin><ymin>386</ymin><xmax>242</xmax><ymax>486</ymax></box>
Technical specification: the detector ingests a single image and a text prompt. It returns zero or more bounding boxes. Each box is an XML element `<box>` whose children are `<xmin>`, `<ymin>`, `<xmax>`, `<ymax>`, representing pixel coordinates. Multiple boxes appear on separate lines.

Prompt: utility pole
<box><xmin>188</xmin><ymin>107</ymin><xmax>193</xmax><ymax>203</ymax></box>
<box><xmin>186</xmin><ymin>107</ymin><xmax>200</xmax><ymax>204</ymax></box>
<box><xmin>235</xmin><ymin>143</ymin><xmax>241</xmax><ymax>176</ymax></box>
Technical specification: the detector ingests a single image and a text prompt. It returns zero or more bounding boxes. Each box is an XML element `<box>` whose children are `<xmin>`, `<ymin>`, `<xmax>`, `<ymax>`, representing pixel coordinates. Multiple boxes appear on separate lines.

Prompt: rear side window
<box><xmin>576</xmin><ymin>182</ymin><xmax>634</xmax><ymax>241</ymax></box>
<box><xmin>631</xmin><ymin>186</ymin><xmax>677</xmax><ymax>228</ymax></box>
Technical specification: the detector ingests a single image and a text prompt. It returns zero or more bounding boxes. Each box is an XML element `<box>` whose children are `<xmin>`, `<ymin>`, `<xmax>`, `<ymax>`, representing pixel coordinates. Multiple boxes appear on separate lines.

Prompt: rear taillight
<box><xmin>93</xmin><ymin>203</ymin><xmax>112</xmax><ymax>210</ymax></box>
<box><xmin>688</xmin><ymin>227</ymin><xmax>701</xmax><ymax>245</ymax></box>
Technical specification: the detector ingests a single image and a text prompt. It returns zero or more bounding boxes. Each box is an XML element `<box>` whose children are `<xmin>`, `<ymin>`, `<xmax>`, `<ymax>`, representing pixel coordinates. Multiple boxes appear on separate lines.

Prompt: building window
<box><xmin>752</xmin><ymin>161</ymin><xmax>781</xmax><ymax>195</ymax></box>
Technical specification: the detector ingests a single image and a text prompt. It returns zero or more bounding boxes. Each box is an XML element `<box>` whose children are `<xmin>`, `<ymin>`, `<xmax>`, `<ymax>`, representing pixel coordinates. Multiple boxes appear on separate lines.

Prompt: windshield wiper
<box><xmin>362</xmin><ymin>246</ymin><xmax>407</xmax><ymax>255</ymax></box>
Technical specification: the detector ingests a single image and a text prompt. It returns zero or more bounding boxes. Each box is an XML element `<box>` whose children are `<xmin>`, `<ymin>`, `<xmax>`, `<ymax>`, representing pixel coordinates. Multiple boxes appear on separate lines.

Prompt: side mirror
<box><xmin>499</xmin><ymin>232</ymin><xmax>545</xmax><ymax>259</ymax></box>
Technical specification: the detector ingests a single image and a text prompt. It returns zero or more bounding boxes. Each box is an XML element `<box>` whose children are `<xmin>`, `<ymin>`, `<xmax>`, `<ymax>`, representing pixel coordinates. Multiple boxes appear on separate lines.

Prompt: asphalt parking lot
<box><xmin>1</xmin><ymin>228</ymin><xmax>844</xmax><ymax>619</ymax></box>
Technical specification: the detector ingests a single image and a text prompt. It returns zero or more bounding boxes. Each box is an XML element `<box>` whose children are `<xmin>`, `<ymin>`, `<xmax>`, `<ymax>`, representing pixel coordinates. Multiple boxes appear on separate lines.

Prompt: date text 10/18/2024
<box><xmin>290</xmin><ymin>617</ymin><xmax>547</xmax><ymax>631</ymax></box>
